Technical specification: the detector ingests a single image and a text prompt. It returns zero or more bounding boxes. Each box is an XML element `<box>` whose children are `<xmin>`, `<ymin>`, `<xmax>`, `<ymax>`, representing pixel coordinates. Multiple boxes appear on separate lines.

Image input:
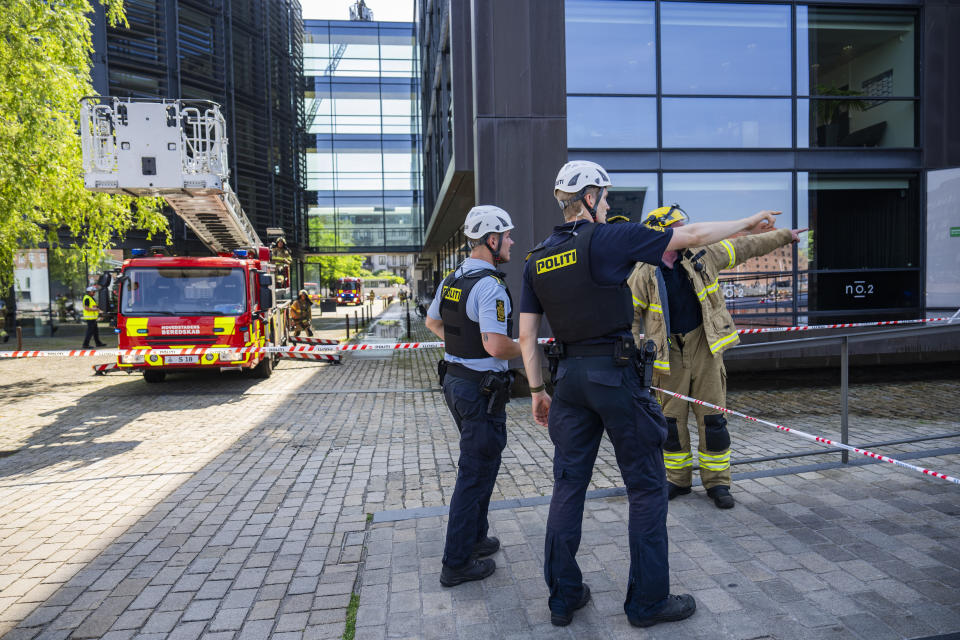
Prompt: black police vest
<box><xmin>528</xmin><ymin>223</ymin><xmax>633</xmax><ymax>343</ymax></box>
<box><xmin>439</xmin><ymin>268</ymin><xmax>513</xmax><ymax>359</ymax></box>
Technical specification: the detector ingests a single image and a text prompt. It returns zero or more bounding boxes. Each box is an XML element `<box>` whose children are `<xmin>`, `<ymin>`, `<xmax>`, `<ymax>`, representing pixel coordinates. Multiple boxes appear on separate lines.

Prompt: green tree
<box><xmin>372</xmin><ymin>269</ymin><xmax>405</xmax><ymax>285</ymax></box>
<box><xmin>304</xmin><ymin>216</ymin><xmax>370</xmax><ymax>290</ymax></box>
<box><xmin>0</xmin><ymin>0</ymin><xmax>168</xmax><ymax>291</ymax></box>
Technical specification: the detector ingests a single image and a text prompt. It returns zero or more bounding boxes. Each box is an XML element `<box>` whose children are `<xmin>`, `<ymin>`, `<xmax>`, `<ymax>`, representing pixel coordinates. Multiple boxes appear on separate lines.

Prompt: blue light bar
<box><xmin>233</xmin><ymin>249</ymin><xmax>249</xmax><ymax>258</ymax></box>
<box><xmin>131</xmin><ymin>248</ymin><xmax>147</xmax><ymax>257</ymax></box>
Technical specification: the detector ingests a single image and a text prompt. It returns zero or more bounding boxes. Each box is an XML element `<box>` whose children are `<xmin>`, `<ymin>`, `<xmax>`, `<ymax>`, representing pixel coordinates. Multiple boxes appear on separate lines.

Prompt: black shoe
<box><xmin>95</xmin><ymin>342</ymin><xmax>107</xmax><ymax>347</ymax></box>
<box><xmin>706</xmin><ymin>485</ymin><xmax>735</xmax><ymax>509</ymax></box>
<box><xmin>667</xmin><ymin>482</ymin><xmax>692</xmax><ymax>500</ymax></box>
<box><xmin>439</xmin><ymin>558</ymin><xmax>495</xmax><ymax>587</ymax></box>
<box><xmin>81</xmin><ymin>344</ymin><xmax>90</xmax><ymax>349</ymax></box>
<box><xmin>472</xmin><ymin>536</ymin><xmax>500</xmax><ymax>558</ymax></box>
<box><xmin>629</xmin><ymin>593</ymin><xmax>696</xmax><ymax>628</ymax></box>
<box><xmin>550</xmin><ymin>584</ymin><xmax>591</xmax><ymax>627</ymax></box>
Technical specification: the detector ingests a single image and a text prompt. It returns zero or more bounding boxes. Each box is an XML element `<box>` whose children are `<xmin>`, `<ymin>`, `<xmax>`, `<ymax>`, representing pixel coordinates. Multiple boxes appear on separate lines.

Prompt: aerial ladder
<box><xmin>80</xmin><ymin>97</ymin><xmax>261</xmax><ymax>253</ymax></box>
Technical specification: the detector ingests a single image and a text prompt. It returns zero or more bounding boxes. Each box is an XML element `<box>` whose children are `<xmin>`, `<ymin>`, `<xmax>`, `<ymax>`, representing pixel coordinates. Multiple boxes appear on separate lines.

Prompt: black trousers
<box><xmin>83</xmin><ymin>320</ymin><xmax>101</xmax><ymax>346</ymax></box>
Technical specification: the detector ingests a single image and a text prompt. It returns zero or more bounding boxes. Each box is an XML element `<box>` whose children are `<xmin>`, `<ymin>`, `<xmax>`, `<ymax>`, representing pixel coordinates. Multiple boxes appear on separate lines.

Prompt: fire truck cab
<box><xmin>335</xmin><ymin>277</ymin><xmax>363</xmax><ymax>306</ymax></box>
<box><xmin>117</xmin><ymin>249</ymin><xmax>286</xmax><ymax>382</ymax></box>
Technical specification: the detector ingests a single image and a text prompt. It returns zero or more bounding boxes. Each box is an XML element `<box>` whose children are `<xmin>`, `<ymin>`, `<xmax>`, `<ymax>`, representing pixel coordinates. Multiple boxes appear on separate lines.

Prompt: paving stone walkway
<box><xmin>0</xmin><ymin>304</ymin><xmax>957</xmax><ymax>640</ymax></box>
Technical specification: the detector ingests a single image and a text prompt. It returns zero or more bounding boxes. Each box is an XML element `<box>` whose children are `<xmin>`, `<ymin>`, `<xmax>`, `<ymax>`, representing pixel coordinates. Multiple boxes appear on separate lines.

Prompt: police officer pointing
<box><xmin>518</xmin><ymin>161</ymin><xmax>779</xmax><ymax>627</ymax></box>
<box><xmin>425</xmin><ymin>205</ymin><xmax>521</xmax><ymax>587</ymax></box>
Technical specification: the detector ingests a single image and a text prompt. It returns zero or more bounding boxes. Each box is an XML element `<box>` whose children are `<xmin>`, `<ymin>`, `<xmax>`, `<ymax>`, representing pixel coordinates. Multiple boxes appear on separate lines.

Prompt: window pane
<box><xmin>607</xmin><ymin>172</ymin><xmax>658</xmax><ymax>222</ymax></box>
<box><xmin>799</xmin><ymin>99</ymin><xmax>914</xmax><ymax>148</ymax></box>
<box><xmin>663</xmin><ymin>98</ymin><xmax>790</xmax><ymax>148</ymax></box>
<box><xmin>567</xmin><ymin>97</ymin><xmax>656</xmax><ymax>148</ymax></box>
<box><xmin>661</xmin><ymin>2</ymin><xmax>790</xmax><ymax>95</ymax></box>
<box><xmin>662</xmin><ymin>172</ymin><xmax>792</xmax><ymax>223</ymax></box>
<box><xmin>797</xmin><ymin>7</ymin><xmax>916</xmax><ymax>98</ymax></box>
<box><xmin>798</xmin><ymin>173</ymin><xmax>919</xmax><ymax>271</ymax></box>
<box><xmin>566</xmin><ymin>0</ymin><xmax>655</xmax><ymax>94</ymax></box>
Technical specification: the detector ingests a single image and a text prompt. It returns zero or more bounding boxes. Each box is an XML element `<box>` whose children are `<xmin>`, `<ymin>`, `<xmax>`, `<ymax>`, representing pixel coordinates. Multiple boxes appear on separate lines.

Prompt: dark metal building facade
<box><xmin>89</xmin><ymin>0</ymin><xmax>306</xmax><ymax>253</ymax></box>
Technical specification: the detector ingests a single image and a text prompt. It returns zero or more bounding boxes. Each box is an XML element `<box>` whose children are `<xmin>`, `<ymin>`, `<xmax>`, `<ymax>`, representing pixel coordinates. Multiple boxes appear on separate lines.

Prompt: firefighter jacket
<box><xmin>627</xmin><ymin>228</ymin><xmax>793</xmax><ymax>373</ymax></box>
<box><xmin>291</xmin><ymin>298</ymin><xmax>312</xmax><ymax>323</ymax></box>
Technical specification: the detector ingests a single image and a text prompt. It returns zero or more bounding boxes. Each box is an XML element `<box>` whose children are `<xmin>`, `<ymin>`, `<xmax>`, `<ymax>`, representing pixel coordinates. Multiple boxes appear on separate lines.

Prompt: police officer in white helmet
<box><xmin>518</xmin><ymin>160</ymin><xmax>779</xmax><ymax>627</ymax></box>
<box><xmin>425</xmin><ymin>205</ymin><xmax>522</xmax><ymax>587</ymax></box>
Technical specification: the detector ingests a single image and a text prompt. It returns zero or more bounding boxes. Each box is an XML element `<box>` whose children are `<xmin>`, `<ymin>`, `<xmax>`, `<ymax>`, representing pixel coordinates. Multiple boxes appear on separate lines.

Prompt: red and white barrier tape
<box><xmin>538</xmin><ymin>316</ymin><xmax>953</xmax><ymax>343</ymax></box>
<box><xmin>278</xmin><ymin>352</ymin><xmax>341</xmax><ymax>362</ymax></box>
<box><xmin>734</xmin><ymin>316</ymin><xmax>950</xmax><ymax>335</ymax></box>
<box><xmin>2</xmin><ymin>317</ymin><xmax>955</xmax><ymax>359</ymax></box>
<box><xmin>652</xmin><ymin>386</ymin><xmax>960</xmax><ymax>486</ymax></box>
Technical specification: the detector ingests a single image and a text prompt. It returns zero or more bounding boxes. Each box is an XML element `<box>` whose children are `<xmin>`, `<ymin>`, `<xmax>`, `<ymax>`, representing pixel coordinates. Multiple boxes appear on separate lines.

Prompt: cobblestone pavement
<box><xmin>0</xmin><ymin>304</ymin><xmax>957</xmax><ymax>639</ymax></box>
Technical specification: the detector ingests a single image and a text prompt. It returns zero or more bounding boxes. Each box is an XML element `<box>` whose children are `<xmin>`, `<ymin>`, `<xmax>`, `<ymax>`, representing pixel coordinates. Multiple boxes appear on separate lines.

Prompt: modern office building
<box><xmin>416</xmin><ymin>0</ymin><xmax>960</xmax><ymax>326</ymax></box>
<box><xmin>88</xmin><ymin>0</ymin><xmax>306</xmax><ymax>253</ymax></box>
<box><xmin>303</xmin><ymin>18</ymin><xmax>423</xmax><ymax>254</ymax></box>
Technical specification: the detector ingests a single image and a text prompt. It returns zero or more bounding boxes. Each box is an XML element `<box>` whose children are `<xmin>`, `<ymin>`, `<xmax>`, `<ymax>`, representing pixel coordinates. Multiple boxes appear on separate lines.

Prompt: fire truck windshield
<box><xmin>339</xmin><ymin>281</ymin><xmax>360</xmax><ymax>292</ymax></box>
<box><xmin>121</xmin><ymin>267</ymin><xmax>248</xmax><ymax>316</ymax></box>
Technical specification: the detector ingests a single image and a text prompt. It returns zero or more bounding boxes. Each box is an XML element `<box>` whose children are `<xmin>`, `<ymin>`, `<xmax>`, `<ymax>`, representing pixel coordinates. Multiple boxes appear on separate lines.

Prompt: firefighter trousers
<box><xmin>653</xmin><ymin>324</ymin><xmax>732</xmax><ymax>490</ymax></box>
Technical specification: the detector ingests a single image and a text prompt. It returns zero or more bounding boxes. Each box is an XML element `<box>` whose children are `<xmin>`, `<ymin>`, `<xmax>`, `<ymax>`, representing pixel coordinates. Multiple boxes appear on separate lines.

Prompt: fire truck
<box><xmin>80</xmin><ymin>97</ymin><xmax>289</xmax><ymax>382</ymax></box>
<box><xmin>335</xmin><ymin>277</ymin><xmax>363</xmax><ymax>305</ymax></box>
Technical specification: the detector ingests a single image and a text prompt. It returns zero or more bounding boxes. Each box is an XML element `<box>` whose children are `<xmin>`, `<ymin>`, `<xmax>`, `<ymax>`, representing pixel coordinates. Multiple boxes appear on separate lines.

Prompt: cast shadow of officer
<box><xmin>0</xmin><ymin>373</ymin><xmax>253</xmax><ymax>479</ymax></box>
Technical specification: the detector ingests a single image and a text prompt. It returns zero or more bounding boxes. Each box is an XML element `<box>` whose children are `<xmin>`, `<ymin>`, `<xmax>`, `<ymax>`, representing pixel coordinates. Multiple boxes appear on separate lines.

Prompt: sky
<box><xmin>301</xmin><ymin>0</ymin><xmax>415</xmax><ymax>22</ymax></box>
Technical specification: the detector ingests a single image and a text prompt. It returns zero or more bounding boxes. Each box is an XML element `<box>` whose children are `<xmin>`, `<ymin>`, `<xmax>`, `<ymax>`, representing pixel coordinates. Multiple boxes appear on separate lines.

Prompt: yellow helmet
<box><xmin>605</xmin><ymin>214</ymin><xmax>631</xmax><ymax>224</ymax></box>
<box><xmin>643</xmin><ymin>204</ymin><xmax>688</xmax><ymax>230</ymax></box>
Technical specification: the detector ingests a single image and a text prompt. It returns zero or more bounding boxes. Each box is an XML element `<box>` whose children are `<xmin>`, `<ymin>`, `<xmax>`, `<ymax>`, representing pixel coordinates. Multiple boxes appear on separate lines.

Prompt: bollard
<box><xmin>17</xmin><ymin>326</ymin><xmax>23</xmax><ymax>350</ymax></box>
<box><xmin>406</xmin><ymin>303</ymin><xmax>411</xmax><ymax>340</ymax></box>
<box><xmin>345</xmin><ymin>314</ymin><xmax>350</xmax><ymax>340</ymax></box>
<box><xmin>840</xmin><ymin>335</ymin><xmax>849</xmax><ymax>464</ymax></box>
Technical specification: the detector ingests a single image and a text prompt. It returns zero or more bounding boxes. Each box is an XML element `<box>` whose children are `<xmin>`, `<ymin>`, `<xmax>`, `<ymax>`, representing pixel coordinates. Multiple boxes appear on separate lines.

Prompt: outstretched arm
<box><xmin>667</xmin><ymin>210</ymin><xmax>781</xmax><ymax>252</ymax></box>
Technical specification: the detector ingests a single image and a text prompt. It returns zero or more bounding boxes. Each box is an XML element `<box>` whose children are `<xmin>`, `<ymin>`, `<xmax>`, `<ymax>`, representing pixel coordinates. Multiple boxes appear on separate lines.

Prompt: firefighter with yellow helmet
<box><xmin>625</xmin><ymin>205</ymin><xmax>805</xmax><ymax>508</ymax></box>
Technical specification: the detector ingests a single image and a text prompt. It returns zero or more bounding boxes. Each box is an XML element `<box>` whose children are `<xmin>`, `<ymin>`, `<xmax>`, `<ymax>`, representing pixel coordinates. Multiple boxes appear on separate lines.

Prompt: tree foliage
<box><xmin>304</xmin><ymin>216</ymin><xmax>366</xmax><ymax>287</ymax></box>
<box><xmin>0</xmin><ymin>0</ymin><xmax>168</xmax><ymax>290</ymax></box>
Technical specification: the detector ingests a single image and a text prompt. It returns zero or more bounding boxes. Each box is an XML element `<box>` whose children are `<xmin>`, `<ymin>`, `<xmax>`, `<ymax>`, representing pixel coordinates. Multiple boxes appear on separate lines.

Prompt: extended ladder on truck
<box><xmin>80</xmin><ymin>97</ymin><xmax>261</xmax><ymax>253</ymax></box>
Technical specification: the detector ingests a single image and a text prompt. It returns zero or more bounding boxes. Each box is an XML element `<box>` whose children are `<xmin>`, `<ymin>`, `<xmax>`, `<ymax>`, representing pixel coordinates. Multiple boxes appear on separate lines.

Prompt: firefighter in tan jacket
<box><xmin>625</xmin><ymin>205</ymin><xmax>805</xmax><ymax>509</ymax></box>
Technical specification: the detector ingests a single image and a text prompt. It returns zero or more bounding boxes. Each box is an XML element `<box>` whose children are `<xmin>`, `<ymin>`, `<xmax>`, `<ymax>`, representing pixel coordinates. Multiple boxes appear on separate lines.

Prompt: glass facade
<box><xmin>304</xmin><ymin>20</ymin><xmax>422</xmax><ymax>253</ymax></box>
<box><xmin>565</xmin><ymin>0</ymin><xmax>921</xmax><ymax>323</ymax></box>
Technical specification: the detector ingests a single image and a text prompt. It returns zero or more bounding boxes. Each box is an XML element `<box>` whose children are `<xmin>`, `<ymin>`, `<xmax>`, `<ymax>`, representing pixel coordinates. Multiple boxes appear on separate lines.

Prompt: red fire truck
<box><xmin>81</xmin><ymin>98</ymin><xmax>290</xmax><ymax>382</ymax></box>
<box><xmin>335</xmin><ymin>277</ymin><xmax>363</xmax><ymax>305</ymax></box>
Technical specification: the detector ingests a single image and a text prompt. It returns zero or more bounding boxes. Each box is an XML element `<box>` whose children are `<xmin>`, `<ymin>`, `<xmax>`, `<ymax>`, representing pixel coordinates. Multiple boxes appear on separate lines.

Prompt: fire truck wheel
<box><xmin>143</xmin><ymin>370</ymin><xmax>166</xmax><ymax>383</ymax></box>
<box><xmin>251</xmin><ymin>354</ymin><xmax>273</xmax><ymax>378</ymax></box>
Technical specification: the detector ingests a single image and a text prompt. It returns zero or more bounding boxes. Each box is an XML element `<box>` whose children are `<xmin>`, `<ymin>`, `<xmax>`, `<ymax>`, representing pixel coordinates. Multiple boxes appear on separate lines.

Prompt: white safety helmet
<box><xmin>463</xmin><ymin>205</ymin><xmax>515</xmax><ymax>239</ymax></box>
<box><xmin>554</xmin><ymin>160</ymin><xmax>612</xmax><ymax>194</ymax></box>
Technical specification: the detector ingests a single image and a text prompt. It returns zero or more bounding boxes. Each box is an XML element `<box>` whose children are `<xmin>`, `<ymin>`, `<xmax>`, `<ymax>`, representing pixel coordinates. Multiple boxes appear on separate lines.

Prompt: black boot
<box><xmin>629</xmin><ymin>593</ymin><xmax>696</xmax><ymax>628</ymax></box>
<box><xmin>439</xmin><ymin>558</ymin><xmax>495</xmax><ymax>587</ymax></box>
<box><xmin>551</xmin><ymin>584</ymin><xmax>591</xmax><ymax>626</ymax></box>
<box><xmin>706</xmin><ymin>485</ymin><xmax>735</xmax><ymax>509</ymax></box>
<box><xmin>667</xmin><ymin>482</ymin><xmax>691</xmax><ymax>500</ymax></box>
<box><xmin>472</xmin><ymin>536</ymin><xmax>500</xmax><ymax>558</ymax></box>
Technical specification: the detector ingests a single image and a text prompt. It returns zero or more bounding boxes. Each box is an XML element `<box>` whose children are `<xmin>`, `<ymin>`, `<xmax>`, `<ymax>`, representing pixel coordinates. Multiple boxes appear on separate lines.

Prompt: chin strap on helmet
<box><xmin>484</xmin><ymin>232</ymin><xmax>504</xmax><ymax>265</ymax></box>
<box><xmin>564</xmin><ymin>187</ymin><xmax>603</xmax><ymax>222</ymax></box>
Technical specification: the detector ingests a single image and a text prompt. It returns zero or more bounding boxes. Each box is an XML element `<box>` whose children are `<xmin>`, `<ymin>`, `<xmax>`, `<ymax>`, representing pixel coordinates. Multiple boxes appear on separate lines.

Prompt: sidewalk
<box><xmin>0</xmin><ymin>307</ymin><xmax>957</xmax><ymax>640</ymax></box>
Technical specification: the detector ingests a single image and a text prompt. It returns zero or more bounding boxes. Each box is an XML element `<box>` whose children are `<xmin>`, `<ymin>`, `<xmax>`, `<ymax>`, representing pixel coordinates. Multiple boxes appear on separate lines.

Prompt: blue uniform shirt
<box><xmin>520</xmin><ymin>220</ymin><xmax>673</xmax><ymax>342</ymax></box>
<box><xmin>660</xmin><ymin>260</ymin><xmax>703</xmax><ymax>334</ymax></box>
<box><xmin>428</xmin><ymin>257</ymin><xmax>512</xmax><ymax>372</ymax></box>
